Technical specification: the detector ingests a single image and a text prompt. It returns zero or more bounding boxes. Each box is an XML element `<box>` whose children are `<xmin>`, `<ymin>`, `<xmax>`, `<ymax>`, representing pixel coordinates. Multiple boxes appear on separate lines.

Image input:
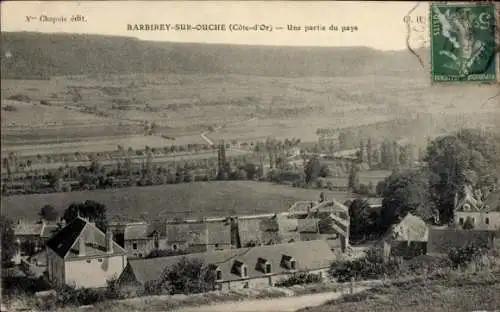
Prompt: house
<box><xmin>427</xmin><ymin>227</ymin><xmax>499</xmax><ymax>257</ymax></box>
<box><xmin>118</xmin><ymin>240</ymin><xmax>336</xmax><ymax>291</ymax></box>
<box><xmin>380</xmin><ymin>213</ymin><xmax>429</xmax><ymax>260</ymax></box>
<box><xmin>14</xmin><ymin>220</ymin><xmax>60</xmax><ymax>258</ymax></box>
<box><xmin>45</xmin><ymin>217</ymin><xmax>127</xmax><ymax>288</ymax></box>
<box><xmin>235</xmin><ymin>213</ymin><xmax>301</xmax><ymax>247</ymax></box>
<box><xmin>454</xmin><ymin>185</ymin><xmax>500</xmax><ymax>230</ymax></box>
<box><xmin>297</xmin><ymin>211</ymin><xmax>349</xmax><ymax>251</ymax></box>
<box><xmin>121</xmin><ymin>220</ymin><xmax>171</xmax><ymax>258</ymax></box>
<box><xmin>165</xmin><ymin>218</ymin><xmax>232</xmax><ymax>252</ymax></box>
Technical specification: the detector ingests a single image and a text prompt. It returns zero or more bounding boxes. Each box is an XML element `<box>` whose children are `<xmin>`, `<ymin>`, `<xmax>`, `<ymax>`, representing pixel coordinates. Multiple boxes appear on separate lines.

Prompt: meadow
<box><xmin>1</xmin><ymin>181</ymin><xmax>353</xmax><ymax>222</ymax></box>
<box><xmin>300</xmin><ymin>275</ymin><xmax>500</xmax><ymax>312</ymax></box>
<box><xmin>3</xmin><ymin>73</ymin><xmax>498</xmax><ymax>161</ymax></box>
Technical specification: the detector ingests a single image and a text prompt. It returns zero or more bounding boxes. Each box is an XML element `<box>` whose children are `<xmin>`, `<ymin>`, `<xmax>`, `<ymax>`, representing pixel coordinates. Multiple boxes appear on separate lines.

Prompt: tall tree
<box><xmin>304</xmin><ymin>156</ymin><xmax>322</xmax><ymax>184</ymax></box>
<box><xmin>425</xmin><ymin>129</ymin><xmax>499</xmax><ymax>224</ymax></box>
<box><xmin>39</xmin><ymin>204</ymin><xmax>59</xmax><ymax>221</ymax></box>
<box><xmin>366</xmin><ymin>137</ymin><xmax>373</xmax><ymax>169</ymax></box>
<box><xmin>348</xmin><ymin>164</ymin><xmax>361</xmax><ymax>192</ymax></box>
<box><xmin>1</xmin><ymin>216</ymin><xmax>16</xmax><ymax>264</ymax></box>
<box><xmin>63</xmin><ymin>200</ymin><xmax>108</xmax><ymax>231</ymax></box>
<box><xmin>380</xmin><ymin>169</ymin><xmax>435</xmax><ymax>229</ymax></box>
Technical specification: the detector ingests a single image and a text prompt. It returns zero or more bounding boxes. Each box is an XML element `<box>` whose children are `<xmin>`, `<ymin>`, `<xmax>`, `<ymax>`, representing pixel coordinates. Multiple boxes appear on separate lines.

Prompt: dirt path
<box><xmin>174</xmin><ymin>286</ymin><xmax>369</xmax><ymax>312</ymax></box>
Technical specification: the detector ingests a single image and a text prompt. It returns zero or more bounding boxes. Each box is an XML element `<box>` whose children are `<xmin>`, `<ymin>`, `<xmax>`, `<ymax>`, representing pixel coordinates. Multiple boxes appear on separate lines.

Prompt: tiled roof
<box><xmin>123</xmin><ymin>240</ymin><xmax>336</xmax><ymax>285</ymax></box>
<box><xmin>41</xmin><ymin>224</ymin><xmax>59</xmax><ymax>239</ymax></box>
<box><xmin>427</xmin><ymin>227</ymin><xmax>496</xmax><ymax>255</ymax></box>
<box><xmin>46</xmin><ymin>217</ymin><xmax>127</xmax><ymax>259</ymax></box>
<box><xmin>297</xmin><ymin>218</ymin><xmax>318</xmax><ymax>233</ymax></box>
<box><xmin>206</xmin><ymin>220</ymin><xmax>231</xmax><ymax>245</ymax></box>
<box><xmin>166</xmin><ymin>222</ymin><xmax>208</xmax><ymax>245</ymax></box>
<box><xmin>238</xmin><ymin>218</ymin><xmax>264</xmax><ymax>246</ymax></box>
<box><xmin>124</xmin><ymin>223</ymin><xmax>150</xmax><ymax>240</ymax></box>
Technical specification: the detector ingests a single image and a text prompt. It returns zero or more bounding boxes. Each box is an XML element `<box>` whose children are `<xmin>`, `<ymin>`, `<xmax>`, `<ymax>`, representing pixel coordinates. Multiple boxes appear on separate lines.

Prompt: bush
<box><xmin>329</xmin><ymin>248</ymin><xmax>399</xmax><ymax>282</ymax></box>
<box><xmin>146</xmin><ymin>249</ymin><xmax>188</xmax><ymax>258</ymax></box>
<box><xmin>7</xmin><ymin>94</ymin><xmax>31</xmax><ymax>102</ymax></box>
<box><xmin>2</xmin><ymin>105</ymin><xmax>17</xmax><ymax>111</ymax></box>
<box><xmin>448</xmin><ymin>244</ymin><xmax>488</xmax><ymax>269</ymax></box>
<box><xmin>316</xmin><ymin>177</ymin><xmax>327</xmax><ymax>188</ymax></box>
<box><xmin>275</xmin><ymin>272</ymin><xmax>322</xmax><ymax>287</ymax></box>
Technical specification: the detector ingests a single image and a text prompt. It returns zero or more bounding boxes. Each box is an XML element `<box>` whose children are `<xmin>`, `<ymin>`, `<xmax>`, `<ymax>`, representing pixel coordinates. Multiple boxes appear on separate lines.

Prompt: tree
<box><xmin>304</xmin><ymin>156</ymin><xmax>322</xmax><ymax>184</ymax></box>
<box><xmin>347</xmin><ymin>164</ymin><xmax>361</xmax><ymax>192</ymax></box>
<box><xmin>39</xmin><ymin>204</ymin><xmax>59</xmax><ymax>221</ymax></box>
<box><xmin>424</xmin><ymin>129</ymin><xmax>499</xmax><ymax>224</ymax></box>
<box><xmin>158</xmin><ymin>257</ymin><xmax>217</xmax><ymax>294</ymax></box>
<box><xmin>1</xmin><ymin>216</ymin><xmax>16</xmax><ymax>264</ymax></box>
<box><xmin>462</xmin><ymin>216</ymin><xmax>475</xmax><ymax>230</ymax></box>
<box><xmin>366</xmin><ymin>137</ymin><xmax>373</xmax><ymax>169</ymax></box>
<box><xmin>63</xmin><ymin>200</ymin><xmax>108</xmax><ymax>231</ymax></box>
<box><xmin>380</xmin><ymin>169</ymin><xmax>435</xmax><ymax>230</ymax></box>
<box><xmin>349</xmin><ymin>199</ymin><xmax>381</xmax><ymax>242</ymax></box>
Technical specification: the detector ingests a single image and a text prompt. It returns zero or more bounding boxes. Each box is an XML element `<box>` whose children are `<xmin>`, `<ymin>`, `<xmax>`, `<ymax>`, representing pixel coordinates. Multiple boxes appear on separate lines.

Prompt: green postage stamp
<box><xmin>430</xmin><ymin>3</ymin><xmax>497</xmax><ymax>83</ymax></box>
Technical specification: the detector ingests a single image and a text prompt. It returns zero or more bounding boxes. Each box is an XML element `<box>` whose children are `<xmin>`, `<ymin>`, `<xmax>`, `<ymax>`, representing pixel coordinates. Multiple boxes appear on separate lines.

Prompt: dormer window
<box><xmin>256</xmin><ymin>257</ymin><xmax>272</xmax><ymax>274</ymax></box>
<box><xmin>232</xmin><ymin>260</ymin><xmax>247</xmax><ymax>278</ymax></box>
<box><xmin>281</xmin><ymin>255</ymin><xmax>296</xmax><ymax>270</ymax></box>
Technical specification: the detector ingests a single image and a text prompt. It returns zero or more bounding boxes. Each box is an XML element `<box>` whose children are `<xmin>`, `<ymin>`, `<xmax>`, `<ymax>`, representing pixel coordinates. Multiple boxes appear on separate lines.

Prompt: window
<box><xmin>459</xmin><ymin>217</ymin><xmax>464</xmax><ymax>225</ymax></box>
<box><xmin>485</xmin><ymin>217</ymin><xmax>490</xmax><ymax>225</ymax></box>
<box><xmin>214</xmin><ymin>243</ymin><xmax>219</xmax><ymax>249</ymax></box>
<box><xmin>98</xmin><ymin>258</ymin><xmax>103</xmax><ymax>263</ymax></box>
<box><xmin>216</xmin><ymin>270</ymin><xmax>222</xmax><ymax>280</ymax></box>
<box><xmin>132</xmin><ymin>243</ymin><xmax>138</xmax><ymax>250</ymax></box>
<box><xmin>265</xmin><ymin>263</ymin><xmax>271</xmax><ymax>274</ymax></box>
<box><xmin>243</xmin><ymin>266</ymin><xmax>248</xmax><ymax>277</ymax></box>
<box><xmin>290</xmin><ymin>260</ymin><xmax>296</xmax><ymax>270</ymax></box>
<box><xmin>173</xmin><ymin>244</ymin><xmax>177</xmax><ymax>250</ymax></box>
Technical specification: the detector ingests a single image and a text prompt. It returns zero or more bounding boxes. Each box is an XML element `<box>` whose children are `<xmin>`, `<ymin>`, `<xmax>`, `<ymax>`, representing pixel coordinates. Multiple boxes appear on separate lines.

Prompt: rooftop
<box><xmin>124</xmin><ymin>240</ymin><xmax>336</xmax><ymax>285</ymax></box>
<box><xmin>46</xmin><ymin>217</ymin><xmax>127</xmax><ymax>260</ymax></box>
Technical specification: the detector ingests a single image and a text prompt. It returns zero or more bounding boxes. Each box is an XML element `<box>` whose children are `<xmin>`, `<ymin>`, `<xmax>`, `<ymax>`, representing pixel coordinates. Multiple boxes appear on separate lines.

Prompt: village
<box><xmin>7</xmin><ymin>180</ymin><xmax>500</xmax><ymax>295</ymax></box>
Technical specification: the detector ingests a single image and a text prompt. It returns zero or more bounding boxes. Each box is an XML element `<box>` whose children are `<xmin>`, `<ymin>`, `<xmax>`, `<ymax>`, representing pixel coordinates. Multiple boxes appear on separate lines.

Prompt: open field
<box><xmin>3</xmin><ymin>72</ymin><xmax>499</xmax><ymax>161</ymax></box>
<box><xmin>299</xmin><ymin>276</ymin><xmax>500</xmax><ymax>312</ymax></box>
<box><xmin>2</xmin><ymin>134</ymin><xmax>208</xmax><ymax>157</ymax></box>
<box><xmin>1</xmin><ymin>181</ymin><xmax>353</xmax><ymax>222</ymax></box>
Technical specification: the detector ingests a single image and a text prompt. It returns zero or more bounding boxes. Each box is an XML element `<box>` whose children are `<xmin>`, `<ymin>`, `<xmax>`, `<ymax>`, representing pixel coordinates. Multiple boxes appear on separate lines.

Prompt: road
<box><xmin>174</xmin><ymin>286</ymin><xmax>370</xmax><ymax>312</ymax></box>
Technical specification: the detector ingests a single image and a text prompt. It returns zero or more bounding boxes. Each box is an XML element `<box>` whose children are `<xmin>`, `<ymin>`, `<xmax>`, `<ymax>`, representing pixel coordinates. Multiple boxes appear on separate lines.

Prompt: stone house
<box><xmin>118</xmin><ymin>240</ymin><xmax>336</xmax><ymax>291</ymax></box>
<box><xmin>45</xmin><ymin>217</ymin><xmax>127</xmax><ymax>288</ymax></box>
<box><xmin>165</xmin><ymin>218</ymin><xmax>232</xmax><ymax>252</ymax></box>
<box><xmin>380</xmin><ymin>213</ymin><xmax>429</xmax><ymax>260</ymax></box>
<box><xmin>454</xmin><ymin>186</ymin><xmax>500</xmax><ymax>230</ymax></box>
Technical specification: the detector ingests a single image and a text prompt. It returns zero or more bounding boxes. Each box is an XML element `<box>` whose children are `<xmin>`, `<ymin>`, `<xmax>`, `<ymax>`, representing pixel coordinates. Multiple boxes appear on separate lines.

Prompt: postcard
<box><xmin>1</xmin><ymin>2</ymin><xmax>499</xmax><ymax>312</ymax></box>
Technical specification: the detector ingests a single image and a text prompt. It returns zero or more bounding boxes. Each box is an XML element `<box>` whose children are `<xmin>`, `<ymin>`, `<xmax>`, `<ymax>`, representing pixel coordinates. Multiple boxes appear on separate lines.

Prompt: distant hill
<box><xmin>1</xmin><ymin>32</ymin><xmax>428</xmax><ymax>79</ymax></box>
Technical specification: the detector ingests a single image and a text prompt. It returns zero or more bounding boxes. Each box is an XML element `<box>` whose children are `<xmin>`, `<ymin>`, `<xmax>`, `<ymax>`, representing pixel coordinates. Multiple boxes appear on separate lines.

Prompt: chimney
<box><xmin>106</xmin><ymin>228</ymin><xmax>114</xmax><ymax>254</ymax></box>
<box><xmin>78</xmin><ymin>236</ymin><xmax>86</xmax><ymax>256</ymax></box>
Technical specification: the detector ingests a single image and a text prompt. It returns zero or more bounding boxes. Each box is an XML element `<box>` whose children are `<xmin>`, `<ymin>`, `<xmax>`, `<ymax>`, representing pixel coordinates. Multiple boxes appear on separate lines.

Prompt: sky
<box><xmin>1</xmin><ymin>1</ymin><xmax>429</xmax><ymax>51</ymax></box>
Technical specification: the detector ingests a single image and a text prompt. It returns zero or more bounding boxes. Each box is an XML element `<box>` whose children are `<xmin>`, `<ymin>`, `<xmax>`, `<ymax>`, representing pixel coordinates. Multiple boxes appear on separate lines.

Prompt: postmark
<box><xmin>430</xmin><ymin>3</ymin><xmax>497</xmax><ymax>83</ymax></box>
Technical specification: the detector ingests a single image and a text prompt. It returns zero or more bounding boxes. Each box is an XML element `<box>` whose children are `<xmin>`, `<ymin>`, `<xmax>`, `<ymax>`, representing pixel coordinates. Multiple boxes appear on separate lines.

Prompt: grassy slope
<box><xmin>299</xmin><ymin>277</ymin><xmax>500</xmax><ymax>312</ymax></box>
<box><xmin>1</xmin><ymin>181</ymin><xmax>352</xmax><ymax>221</ymax></box>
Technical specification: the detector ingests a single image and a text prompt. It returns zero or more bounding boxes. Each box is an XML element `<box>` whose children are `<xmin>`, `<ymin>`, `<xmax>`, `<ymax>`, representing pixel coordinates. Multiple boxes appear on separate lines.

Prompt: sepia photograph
<box><xmin>0</xmin><ymin>1</ymin><xmax>499</xmax><ymax>311</ymax></box>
